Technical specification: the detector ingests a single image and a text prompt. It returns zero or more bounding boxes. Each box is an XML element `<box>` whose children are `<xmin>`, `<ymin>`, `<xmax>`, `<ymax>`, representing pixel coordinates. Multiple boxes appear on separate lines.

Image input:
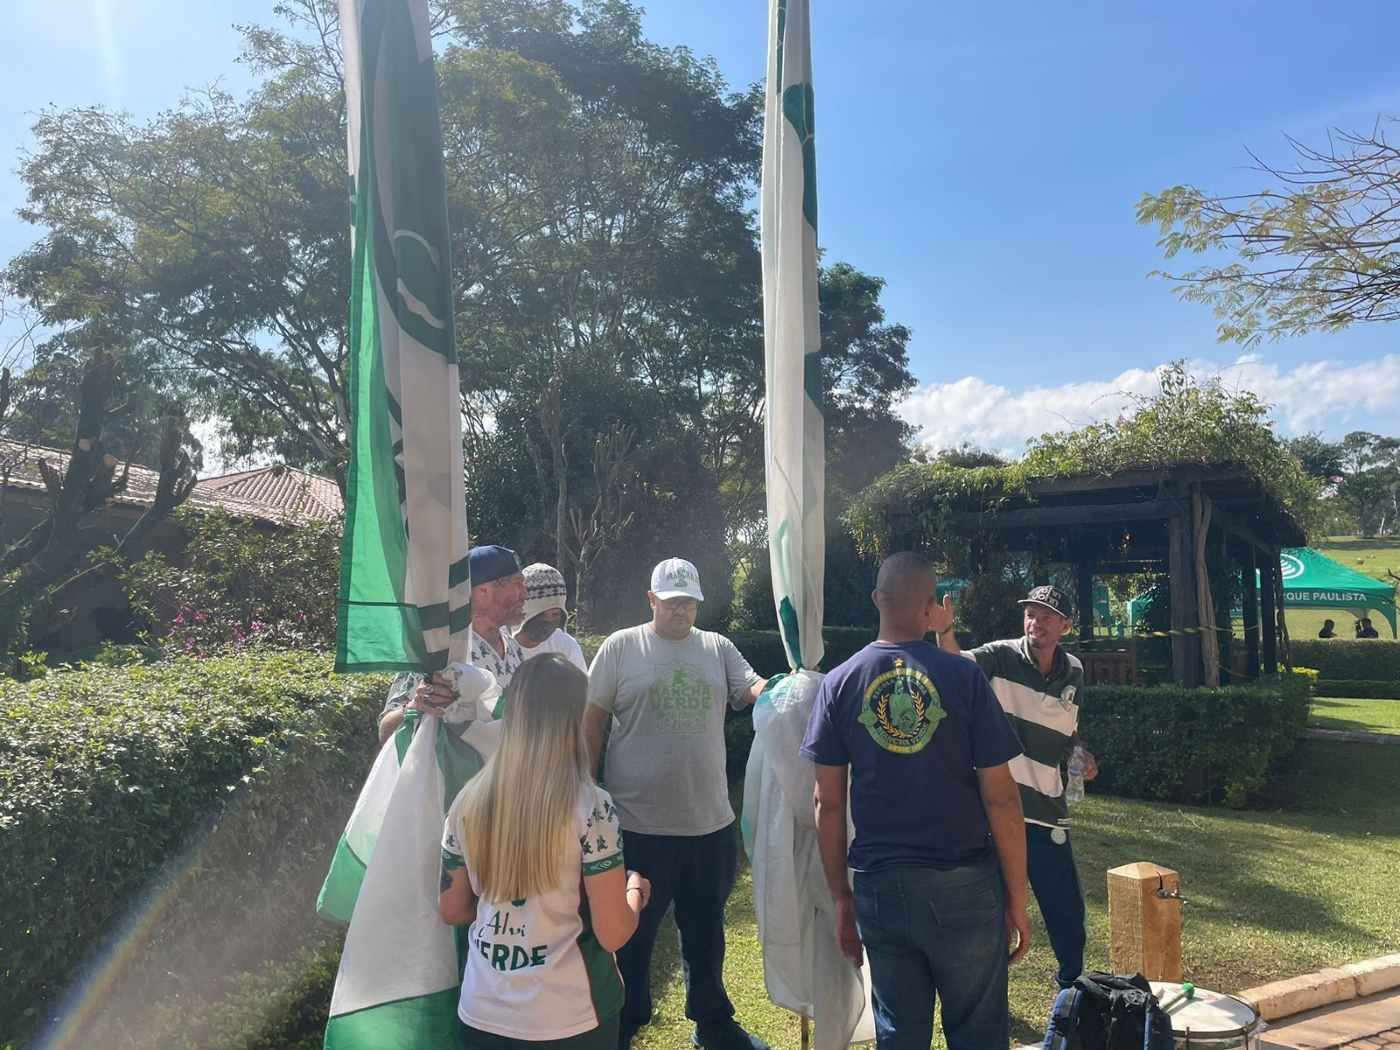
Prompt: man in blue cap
<box><xmin>377</xmin><ymin>544</ymin><xmax>528</xmax><ymax>741</ymax></box>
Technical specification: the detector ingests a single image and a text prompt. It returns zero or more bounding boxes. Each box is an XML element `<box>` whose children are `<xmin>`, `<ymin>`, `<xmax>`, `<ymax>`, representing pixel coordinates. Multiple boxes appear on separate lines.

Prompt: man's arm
<box><xmin>583</xmin><ymin>704</ymin><xmax>611</xmax><ymax>777</ymax></box>
<box><xmin>741</xmin><ymin>677</ymin><xmax>769</xmax><ymax>707</ymax></box>
<box><xmin>814</xmin><ymin>763</ymin><xmax>862</xmax><ymax>966</ymax></box>
<box><xmin>976</xmin><ymin>762</ymin><xmax>1031</xmax><ymax>963</ymax></box>
<box><xmin>378</xmin><ymin>707</ymin><xmax>405</xmax><ymax>745</ymax></box>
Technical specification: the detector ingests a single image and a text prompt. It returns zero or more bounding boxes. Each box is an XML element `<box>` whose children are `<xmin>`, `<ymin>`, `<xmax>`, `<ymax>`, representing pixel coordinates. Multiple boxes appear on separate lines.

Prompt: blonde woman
<box><xmin>440</xmin><ymin>653</ymin><xmax>650</xmax><ymax>1050</ymax></box>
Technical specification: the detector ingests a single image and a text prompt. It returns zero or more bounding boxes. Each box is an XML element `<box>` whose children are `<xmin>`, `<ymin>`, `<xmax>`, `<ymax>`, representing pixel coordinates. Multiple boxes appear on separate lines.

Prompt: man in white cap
<box><xmin>584</xmin><ymin>558</ymin><xmax>769</xmax><ymax>1050</ymax></box>
<box><xmin>514</xmin><ymin>562</ymin><xmax>587</xmax><ymax>672</ymax></box>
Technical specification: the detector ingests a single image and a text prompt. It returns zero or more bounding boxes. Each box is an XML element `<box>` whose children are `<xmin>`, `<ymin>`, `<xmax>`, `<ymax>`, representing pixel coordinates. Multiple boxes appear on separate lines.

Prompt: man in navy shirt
<box><xmin>802</xmin><ymin>551</ymin><xmax>1031</xmax><ymax>1050</ymax></box>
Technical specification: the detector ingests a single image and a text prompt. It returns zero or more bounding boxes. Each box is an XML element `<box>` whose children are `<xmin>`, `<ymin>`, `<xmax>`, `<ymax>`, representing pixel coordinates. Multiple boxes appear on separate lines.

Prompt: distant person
<box><xmin>514</xmin><ymin>562</ymin><xmax>588</xmax><ymax>672</ymax></box>
<box><xmin>1318</xmin><ymin>619</ymin><xmax>1336</xmax><ymax>639</ymax></box>
<box><xmin>803</xmin><ymin>551</ymin><xmax>1029</xmax><ymax>1050</ymax></box>
<box><xmin>583</xmin><ymin>558</ymin><xmax>769</xmax><ymax>1050</ymax></box>
<box><xmin>1359</xmin><ymin>617</ymin><xmax>1380</xmax><ymax>639</ymax></box>
<box><xmin>440</xmin><ymin>654</ymin><xmax>651</xmax><ymax>1050</ymax></box>
<box><xmin>938</xmin><ymin>584</ymin><xmax>1098</xmax><ymax>990</ymax></box>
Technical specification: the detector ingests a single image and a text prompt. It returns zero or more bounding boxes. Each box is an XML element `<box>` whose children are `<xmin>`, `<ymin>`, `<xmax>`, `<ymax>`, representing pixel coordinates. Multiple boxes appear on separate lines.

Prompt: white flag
<box><xmin>762</xmin><ymin>0</ymin><xmax>825</xmax><ymax>672</ymax></box>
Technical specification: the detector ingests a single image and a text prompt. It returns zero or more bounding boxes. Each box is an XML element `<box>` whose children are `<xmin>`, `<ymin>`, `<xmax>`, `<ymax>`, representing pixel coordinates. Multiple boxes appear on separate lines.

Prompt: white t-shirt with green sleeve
<box><xmin>586</xmin><ymin>624</ymin><xmax>760</xmax><ymax>836</ymax></box>
<box><xmin>441</xmin><ymin>782</ymin><xmax>625</xmax><ymax>1040</ymax></box>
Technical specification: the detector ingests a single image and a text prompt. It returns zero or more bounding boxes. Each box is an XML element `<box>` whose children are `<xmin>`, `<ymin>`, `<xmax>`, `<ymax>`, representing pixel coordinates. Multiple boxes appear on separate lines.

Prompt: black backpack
<box><xmin>1041</xmin><ymin>972</ymin><xmax>1176</xmax><ymax>1050</ymax></box>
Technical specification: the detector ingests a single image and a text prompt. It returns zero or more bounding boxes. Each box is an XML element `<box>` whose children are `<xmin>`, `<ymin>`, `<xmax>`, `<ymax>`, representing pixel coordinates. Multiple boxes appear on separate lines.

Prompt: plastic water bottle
<box><xmin>1065</xmin><ymin>745</ymin><xmax>1087</xmax><ymax>805</ymax></box>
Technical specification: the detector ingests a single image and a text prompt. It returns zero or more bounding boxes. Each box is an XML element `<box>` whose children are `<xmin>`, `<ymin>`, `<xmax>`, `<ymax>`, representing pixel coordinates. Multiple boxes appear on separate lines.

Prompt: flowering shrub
<box><xmin>123</xmin><ymin>507</ymin><xmax>341</xmax><ymax>655</ymax></box>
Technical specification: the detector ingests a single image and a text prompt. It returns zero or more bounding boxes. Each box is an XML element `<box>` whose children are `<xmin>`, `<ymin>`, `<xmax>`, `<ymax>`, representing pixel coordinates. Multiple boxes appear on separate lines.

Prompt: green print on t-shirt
<box><xmin>650</xmin><ymin>664</ymin><xmax>713</xmax><ymax>735</ymax></box>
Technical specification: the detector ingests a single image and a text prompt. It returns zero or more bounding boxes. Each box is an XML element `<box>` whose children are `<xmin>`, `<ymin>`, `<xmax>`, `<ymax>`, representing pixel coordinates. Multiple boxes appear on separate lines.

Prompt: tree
<box><xmin>1336</xmin><ymin>431</ymin><xmax>1400</xmax><ymax>536</ymax></box>
<box><xmin>1138</xmin><ymin>121</ymin><xmax>1400</xmax><ymax>344</ymax></box>
<box><xmin>0</xmin><ymin>351</ymin><xmax>198</xmax><ymax>669</ymax></box>
<box><xmin>4</xmin><ymin>0</ymin><xmax>917</xmax><ymax>627</ymax></box>
<box><xmin>1284</xmin><ymin>433</ymin><xmax>1345</xmax><ymax>480</ymax></box>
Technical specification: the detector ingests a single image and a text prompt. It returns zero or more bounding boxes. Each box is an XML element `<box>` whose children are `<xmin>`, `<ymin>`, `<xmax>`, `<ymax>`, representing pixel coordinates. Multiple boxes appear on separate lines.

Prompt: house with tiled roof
<box><xmin>0</xmin><ymin>439</ymin><xmax>343</xmax><ymax>528</ymax></box>
<box><xmin>0</xmin><ymin>439</ymin><xmax>342</xmax><ymax>651</ymax></box>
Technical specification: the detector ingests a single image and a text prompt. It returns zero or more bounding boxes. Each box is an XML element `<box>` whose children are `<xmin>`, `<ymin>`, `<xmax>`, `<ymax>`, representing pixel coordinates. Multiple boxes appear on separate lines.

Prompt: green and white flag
<box><xmin>318</xmin><ymin>668</ymin><xmax>502</xmax><ymax>1048</ymax></box>
<box><xmin>762</xmin><ymin>0</ymin><xmax>824</xmax><ymax>672</ymax></box>
<box><xmin>323</xmin><ymin>0</ymin><xmax>477</xmax><ymax>1044</ymax></box>
<box><xmin>335</xmin><ymin>0</ymin><xmax>470</xmax><ymax>675</ymax></box>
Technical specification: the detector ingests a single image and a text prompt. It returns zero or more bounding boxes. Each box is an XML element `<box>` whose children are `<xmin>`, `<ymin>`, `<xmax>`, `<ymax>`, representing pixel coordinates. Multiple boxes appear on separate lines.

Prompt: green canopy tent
<box><xmin>1277</xmin><ymin>546</ymin><xmax>1398</xmax><ymax>637</ymax></box>
<box><xmin>1128</xmin><ymin>547</ymin><xmax>1398</xmax><ymax>637</ymax></box>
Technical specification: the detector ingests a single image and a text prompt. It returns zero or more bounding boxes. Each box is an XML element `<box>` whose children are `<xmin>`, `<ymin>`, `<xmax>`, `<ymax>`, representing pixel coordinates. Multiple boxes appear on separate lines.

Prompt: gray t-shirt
<box><xmin>587</xmin><ymin>624</ymin><xmax>760</xmax><ymax>836</ymax></box>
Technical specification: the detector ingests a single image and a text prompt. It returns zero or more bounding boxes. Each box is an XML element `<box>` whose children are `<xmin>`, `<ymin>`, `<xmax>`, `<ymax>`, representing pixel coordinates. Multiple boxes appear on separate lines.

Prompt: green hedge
<box><xmin>0</xmin><ymin>652</ymin><xmax>386</xmax><ymax>1047</ymax></box>
<box><xmin>1289</xmin><ymin>640</ymin><xmax>1400</xmax><ymax>681</ymax></box>
<box><xmin>1312</xmin><ymin>679</ymin><xmax>1400</xmax><ymax>700</ymax></box>
<box><xmin>1080</xmin><ymin>673</ymin><xmax>1312</xmax><ymax>807</ymax></box>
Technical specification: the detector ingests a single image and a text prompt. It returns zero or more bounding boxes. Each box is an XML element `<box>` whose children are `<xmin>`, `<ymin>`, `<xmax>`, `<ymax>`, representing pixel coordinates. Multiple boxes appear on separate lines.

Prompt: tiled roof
<box><xmin>0</xmin><ymin>440</ymin><xmax>343</xmax><ymax>526</ymax></box>
<box><xmin>198</xmin><ymin>466</ymin><xmax>343</xmax><ymax>522</ymax></box>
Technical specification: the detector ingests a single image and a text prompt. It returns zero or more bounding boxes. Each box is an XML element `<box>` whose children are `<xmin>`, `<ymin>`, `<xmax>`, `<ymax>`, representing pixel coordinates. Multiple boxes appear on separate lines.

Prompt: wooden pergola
<box><xmin>883</xmin><ymin>464</ymin><xmax>1307</xmax><ymax>687</ymax></box>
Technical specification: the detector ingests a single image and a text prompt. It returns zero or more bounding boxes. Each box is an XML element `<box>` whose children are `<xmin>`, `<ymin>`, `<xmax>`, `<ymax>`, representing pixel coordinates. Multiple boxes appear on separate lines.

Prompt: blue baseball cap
<box><xmin>468</xmin><ymin>545</ymin><xmax>522</xmax><ymax>587</ymax></box>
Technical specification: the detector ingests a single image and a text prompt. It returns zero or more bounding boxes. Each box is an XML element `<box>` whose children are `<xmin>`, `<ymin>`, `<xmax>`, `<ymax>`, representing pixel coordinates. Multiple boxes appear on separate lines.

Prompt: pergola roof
<box><xmin>868</xmin><ymin>462</ymin><xmax>1306</xmax><ymax>560</ymax></box>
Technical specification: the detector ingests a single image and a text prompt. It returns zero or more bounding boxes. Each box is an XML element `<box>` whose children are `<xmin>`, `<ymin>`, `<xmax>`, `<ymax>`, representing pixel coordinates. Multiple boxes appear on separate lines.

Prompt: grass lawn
<box><xmin>632</xmin><ymin>739</ymin><xmax>1400</xmax><ymax>1049</ymax></box>
<box><xmin>1310</xmin><ymin>697</ymin><xmax>1400</xmax><ymax>735</ymax></box>
<box><xmin>1286</xmin><ymin>536</ymin><xmax>1400</xmax><ymax>640</ymax></box>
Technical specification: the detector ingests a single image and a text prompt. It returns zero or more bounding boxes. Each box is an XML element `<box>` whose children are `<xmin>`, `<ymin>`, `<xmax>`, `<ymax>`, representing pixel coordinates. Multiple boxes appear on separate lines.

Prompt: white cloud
<box><xmin>898</xmin><ymin>354</ymin><xmax>1400</xmax><ymax>456</ymax></box>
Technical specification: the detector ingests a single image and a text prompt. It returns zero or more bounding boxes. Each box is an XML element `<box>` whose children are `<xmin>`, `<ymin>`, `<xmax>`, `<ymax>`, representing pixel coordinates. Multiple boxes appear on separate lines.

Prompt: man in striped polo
<box><xmin>936</xmin><ymin>584</ymin><xmax>1099</xmax><ymax>989</ymax></box>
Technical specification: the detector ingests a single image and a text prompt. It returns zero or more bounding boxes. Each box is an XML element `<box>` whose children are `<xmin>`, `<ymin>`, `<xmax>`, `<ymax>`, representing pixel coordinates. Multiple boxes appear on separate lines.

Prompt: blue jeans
<box><xmin>1026</xmin><ymin>824</ymin><xmax>1086</xmax><ymax>989</ymax></box>
<box><xmin>852</xmin><ymin>859</ymin><xmax>1009</xmax><ymax>1050</ymax></box>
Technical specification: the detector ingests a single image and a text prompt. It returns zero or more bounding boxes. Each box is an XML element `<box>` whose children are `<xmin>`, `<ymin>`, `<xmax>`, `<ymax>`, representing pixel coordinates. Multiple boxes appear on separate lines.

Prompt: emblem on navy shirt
<box><xmin>857</xmin><ymin>658</ymin><xmax>945</xmax><ymax>754</ymax></box>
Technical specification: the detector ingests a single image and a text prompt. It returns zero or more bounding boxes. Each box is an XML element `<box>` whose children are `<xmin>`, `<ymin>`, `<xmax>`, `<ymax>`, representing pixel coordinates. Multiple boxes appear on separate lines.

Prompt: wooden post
<box><xmin>1107</xmin><ymin>862</ymin><xmax>1184</xmax><ymax>981</ymax></box>
<box><xmin>1260</xmin><ymin>548</ymin><xmax>1278</xmax><ymax>675</ymax></box>
<box><xmin>1167</xmin><ymin>492</ymin><xmax>1202</xmax><ymax>687</ymax></box>
<box><xmin>1242</xmin><ymin>545</ymin><xmax>1261</xmax><ymax>680</ymax></box>
<box><xmin>1078</xmin><ymin>560</ymin><xmax>1095</xmax><ymax>645</ymax></box>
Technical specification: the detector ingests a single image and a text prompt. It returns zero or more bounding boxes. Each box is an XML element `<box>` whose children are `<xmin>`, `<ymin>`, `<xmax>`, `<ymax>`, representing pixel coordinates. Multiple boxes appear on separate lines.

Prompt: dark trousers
<box><xmin>617</xmin><ymin>822</ymin><xmax>739</xmax><ymax>1030</ymax></box>
<box><xmin>1026</xmin><ymin>823</ymin><xmax>1087</xmax><ymax>988</ymax></box>
<box><xmin>852</xmin><ymin>859</ymin><xmax>1010</xmax><ymax>1050</ymax></box>
<box><xmin>461</xmin><ymin>1017</ymin><xmax>619</xmax><ymax>1050</ymax></box>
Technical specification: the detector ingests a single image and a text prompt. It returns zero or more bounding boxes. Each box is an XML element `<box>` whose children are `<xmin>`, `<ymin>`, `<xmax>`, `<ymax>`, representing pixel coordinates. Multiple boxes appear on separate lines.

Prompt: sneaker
<box><xmin>690</xmin><ymin>1020</ymin><xmax>771</xmax><ymax>1050</ymax></box>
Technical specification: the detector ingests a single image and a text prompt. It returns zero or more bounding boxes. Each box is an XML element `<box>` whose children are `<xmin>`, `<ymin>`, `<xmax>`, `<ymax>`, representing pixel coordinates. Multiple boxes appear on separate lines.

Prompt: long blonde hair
<box><xmin>457</xmin><ymin>653</ymin><xmax>592</xmax><ymax>903</ymax></box>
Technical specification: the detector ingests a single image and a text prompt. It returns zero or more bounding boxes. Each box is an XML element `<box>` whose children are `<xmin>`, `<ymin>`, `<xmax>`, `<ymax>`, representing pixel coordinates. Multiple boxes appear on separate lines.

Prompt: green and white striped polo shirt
<box><xmin>967</xmin><ymin>638</ymin><xmax>1084</xmax><ymax>828</ymax></box>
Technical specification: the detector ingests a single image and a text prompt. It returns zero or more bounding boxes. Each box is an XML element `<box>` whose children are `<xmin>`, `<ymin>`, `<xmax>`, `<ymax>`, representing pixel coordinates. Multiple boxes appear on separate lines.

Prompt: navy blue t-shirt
<box><xmin>801</xmin><ymin>640</ymin><xmax>1022</xmax><ymax>872</ymax></box>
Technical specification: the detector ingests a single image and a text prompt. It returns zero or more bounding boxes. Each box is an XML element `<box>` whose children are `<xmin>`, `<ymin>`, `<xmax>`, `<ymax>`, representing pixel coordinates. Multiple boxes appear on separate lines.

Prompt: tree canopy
<box><xmin>3</xmin><ymin>0</ymin><xmax>917</xmax><ymax>626</ymax></box>
<box><xmin>1138</xmin><ymin>121</ymin><xmax>1400</xmax><ymax>345</ymax></box>
<box><xmin>847</xmin><ymin>363</ymin><xmax>1322</xmax><ymax>560</ymax></box>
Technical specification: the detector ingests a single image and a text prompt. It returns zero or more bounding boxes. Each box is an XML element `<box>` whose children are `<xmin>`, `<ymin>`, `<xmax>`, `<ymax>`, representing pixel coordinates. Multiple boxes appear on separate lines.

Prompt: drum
<box><xmin>1149</xmin><ymin>982</ymin><xmax>1264</xmax><ymax>1049</ymax></box>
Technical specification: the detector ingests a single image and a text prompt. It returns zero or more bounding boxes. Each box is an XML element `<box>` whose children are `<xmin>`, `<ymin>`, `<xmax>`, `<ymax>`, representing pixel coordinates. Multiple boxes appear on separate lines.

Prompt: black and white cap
<box><xmin>1019</xmin><ymin>584</ymin><xmax>1074</xmax><ymax>621</ymax></box>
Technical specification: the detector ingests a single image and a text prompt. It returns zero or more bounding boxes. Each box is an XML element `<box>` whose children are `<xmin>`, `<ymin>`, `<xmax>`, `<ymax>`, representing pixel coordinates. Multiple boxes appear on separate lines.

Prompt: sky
<box><xmin>4</xmin><ymin>0</ymin><xmax>1400</xmax><ymax>459</ymax></box>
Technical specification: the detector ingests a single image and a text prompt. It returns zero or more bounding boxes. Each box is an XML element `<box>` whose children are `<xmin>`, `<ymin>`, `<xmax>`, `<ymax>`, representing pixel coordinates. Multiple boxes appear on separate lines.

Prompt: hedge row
<box><xmin>1079</xmin><ymin>673</ymin><xmax>1313</xmax><ymax>807</ymax></box>
<box><xmin>1312</xmin><ymin>679</ymin><xmax>1400</xmax><ymax>700</ymax></box>
<box><xmin>0</xmin><ymin>653</ymin><xmax>386</xmax><ymax>1047</ymax></box>
<box><xmin>1289</xmin><ymin>639</ymin><xmax>1400</xmax><ymax>681</ymax></box>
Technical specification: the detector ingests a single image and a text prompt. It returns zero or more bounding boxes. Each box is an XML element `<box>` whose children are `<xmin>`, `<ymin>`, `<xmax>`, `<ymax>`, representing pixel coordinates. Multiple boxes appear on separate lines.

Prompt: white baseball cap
<box><xmin>650</xmin><ymin>557</ymin><xmax>704</xmax><ymax>602</ymax></box>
